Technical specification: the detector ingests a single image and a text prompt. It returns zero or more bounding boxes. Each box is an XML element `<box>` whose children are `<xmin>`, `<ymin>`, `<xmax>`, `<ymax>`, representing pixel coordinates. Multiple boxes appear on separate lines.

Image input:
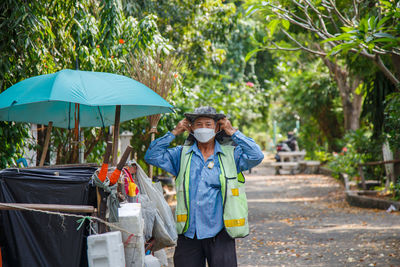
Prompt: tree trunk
<box><xmin>392</xmin><ymin>54</ymin><xmax>400</xmax><ymax>84</ymax></box>
<box><xmin>36</xmin><ymin>125</ymin><xmax>50</xmax><ymax>166</ymax></box>
<box><xmin>316</xmin><ymin>105</ymin><xmax>343</xmax><ymax>151</ymax></box>
<box><xmin>322</xmin><ymin>58</ymin><xmax>363</xmax><ymax>131</ymax></box>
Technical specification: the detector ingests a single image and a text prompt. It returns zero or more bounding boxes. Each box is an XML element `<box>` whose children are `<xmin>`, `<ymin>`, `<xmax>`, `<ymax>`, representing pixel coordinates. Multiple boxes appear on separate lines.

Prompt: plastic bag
<box><xmin>137</xmin><ymin>194</ymin><xmax>156</xmax><ymax>241</ymax></box>
<box><xmin>154</xmin><ymin>249</ymin><xmax>168</xmax><ymax>266</ymax></box>
<box><xmin>132</xmin><ymin>159</ymin><xmax>178</xmax><ymax>251</ymax></box>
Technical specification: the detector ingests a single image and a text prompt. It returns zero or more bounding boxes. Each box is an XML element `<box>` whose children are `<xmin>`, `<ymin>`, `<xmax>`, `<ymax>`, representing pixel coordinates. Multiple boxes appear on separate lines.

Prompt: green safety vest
<box><xmin>175</xmin><ymin>145</ymin><xmax>249</xmax><ymax>238</ymax></box>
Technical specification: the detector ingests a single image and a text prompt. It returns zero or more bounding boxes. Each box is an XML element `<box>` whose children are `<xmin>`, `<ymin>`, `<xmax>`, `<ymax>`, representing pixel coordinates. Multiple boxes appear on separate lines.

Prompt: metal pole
<box><xmin>273</xmin><ymin>120</ymin><xmax>277</xmax><ymax>146</ymax></box>
<box><xmin>75</xmin><ymin>43</ymin><xmax>85</xmax><ymax>164</ymax></box>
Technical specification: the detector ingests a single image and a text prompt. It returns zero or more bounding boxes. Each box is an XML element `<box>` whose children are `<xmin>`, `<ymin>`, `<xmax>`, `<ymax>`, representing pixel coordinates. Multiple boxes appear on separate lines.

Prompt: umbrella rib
<box><xmin>97</xmin><ymin>106</ymin><xmax>105</xmax><ymax>130</ymax></box>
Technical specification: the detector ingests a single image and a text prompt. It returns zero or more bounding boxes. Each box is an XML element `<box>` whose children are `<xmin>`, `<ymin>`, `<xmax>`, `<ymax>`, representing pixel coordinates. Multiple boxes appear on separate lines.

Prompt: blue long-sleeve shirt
<box><xmin>144</xmin><ymin>131</ymin><xmax>264</xmax><ymax>239</ymax></box>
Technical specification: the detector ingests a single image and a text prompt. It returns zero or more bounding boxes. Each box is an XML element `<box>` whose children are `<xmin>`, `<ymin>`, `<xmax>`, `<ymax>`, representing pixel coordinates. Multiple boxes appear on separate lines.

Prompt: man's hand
<box><xmin>217</xmin><ymin>118</ymin><xmax>237</xmax><ymax>136</ymax></box>
<box><xmin>171</xmin><ymin>118</ymin><xmax>191</xmax><ymax>136</ymax></box>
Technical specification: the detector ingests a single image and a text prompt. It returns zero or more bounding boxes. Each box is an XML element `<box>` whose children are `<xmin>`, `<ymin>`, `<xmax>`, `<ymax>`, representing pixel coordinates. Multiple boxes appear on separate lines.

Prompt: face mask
<box><xmin>193</xmin><ymin>128</ymin><xmax>216</xmax><ymax>143</ymax></box>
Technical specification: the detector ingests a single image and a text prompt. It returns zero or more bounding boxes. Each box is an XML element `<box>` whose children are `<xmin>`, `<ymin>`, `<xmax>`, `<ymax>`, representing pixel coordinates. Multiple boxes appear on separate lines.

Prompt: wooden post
<box><xmin>39</xmin><ymin>121</ymin><xmax>53</xmax><ymax>167</ymax></box>
<box><xmin>96</xmin><ymin>187</ymin><xmax>108</xmax><ymax>234</ymax></box>
<box><xmin>149</xmin><ymin>132</ymin><xmax>155</xmax><ymax>179</ymax></box>
<box><xmin>117</xmin><ymin>145</ymin><xmax>133</xmax><ymax>171</ymax></box>
<box><xmin>358</xmin><ymin>165</ymin><xmax>367</xmax><ymax>190</ymax></box>
<box><xmin>112</xmin><ymin>105</ymin><xmax>121</xmax><ymax>166</ymax></box>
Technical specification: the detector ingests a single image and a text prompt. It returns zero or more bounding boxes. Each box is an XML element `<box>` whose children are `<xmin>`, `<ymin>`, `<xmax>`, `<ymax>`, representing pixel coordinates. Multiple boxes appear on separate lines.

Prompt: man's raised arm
<box><xmin>144</xmin><ymin>119</ymin><xmax>191</xmax><ymax>177</ymax></box>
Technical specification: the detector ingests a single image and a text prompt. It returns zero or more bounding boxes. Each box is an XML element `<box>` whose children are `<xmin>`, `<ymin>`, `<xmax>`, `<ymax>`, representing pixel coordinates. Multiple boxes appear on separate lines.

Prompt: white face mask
<box><xmin>193</xmin><ymin>128</ymin><xmax>216</xmax><ymax>143</ymax></box>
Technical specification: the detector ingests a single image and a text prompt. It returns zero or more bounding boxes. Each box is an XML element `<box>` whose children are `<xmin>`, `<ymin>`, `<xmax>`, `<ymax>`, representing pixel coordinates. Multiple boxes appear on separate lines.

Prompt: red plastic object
<box><xmin>109</xmin><ymin>169</ymin><xmax>121</xmax><ymax>185</ymax></box>
<box><xmin>98</xmin><ymin>163</ymin><xmax>109</xmax><ymax>182</ymax></box>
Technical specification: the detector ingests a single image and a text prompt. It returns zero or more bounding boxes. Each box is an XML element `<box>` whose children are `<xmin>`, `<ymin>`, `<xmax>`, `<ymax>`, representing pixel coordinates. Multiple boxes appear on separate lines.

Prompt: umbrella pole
<box><xmin>112</xmin><ymin>105</ymin><xmax>121</xmax><ymax>166</ymax></box>
<box><xmin>79</xmin><ymin>128</ymin><xmax>84</xmax><ymax>164</ymax></box>
<box><xmin>39</xmin><ymin>121</ymin><xmax>53</xmax><ymax>167</ymax></box>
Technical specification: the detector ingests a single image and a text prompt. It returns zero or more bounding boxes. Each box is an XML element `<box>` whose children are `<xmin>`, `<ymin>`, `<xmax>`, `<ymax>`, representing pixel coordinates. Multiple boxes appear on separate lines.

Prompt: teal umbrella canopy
<box><xmin>0</xmin><ymin>69</ymin><xmax>174</xmax><ymax>128</ymax></box>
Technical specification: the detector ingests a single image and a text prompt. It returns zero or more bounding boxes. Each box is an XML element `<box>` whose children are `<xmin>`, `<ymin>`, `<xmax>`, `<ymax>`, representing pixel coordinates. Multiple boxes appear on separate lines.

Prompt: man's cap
<box><xmin>184</xmin><ymin>106</ymin><xmax>226</xmax><ymax>123</ymax></box>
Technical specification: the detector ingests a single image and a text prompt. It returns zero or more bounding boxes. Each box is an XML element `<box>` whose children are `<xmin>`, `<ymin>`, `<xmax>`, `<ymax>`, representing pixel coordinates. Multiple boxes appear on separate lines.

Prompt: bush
<box><xmin>391</xmin><ymin>180</ymin><xmax>400</xmax><ymax>201</ymax></box>
<box><xmin>309</xmin><ymin>150</ymin><xmax>333</xmax><ymax>164</ymax></box>
<box><xmin>327</xmin><ymin>128</ymin><xmax>383</xmax><ymax>180</ymax></box>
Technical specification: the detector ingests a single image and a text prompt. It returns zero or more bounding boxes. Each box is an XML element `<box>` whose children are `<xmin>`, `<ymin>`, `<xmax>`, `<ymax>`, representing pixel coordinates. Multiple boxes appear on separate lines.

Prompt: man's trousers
<box><xmin>173</xmin><ymin>229</ymin><xmax>237</xmax><ymax>267</ymax></box>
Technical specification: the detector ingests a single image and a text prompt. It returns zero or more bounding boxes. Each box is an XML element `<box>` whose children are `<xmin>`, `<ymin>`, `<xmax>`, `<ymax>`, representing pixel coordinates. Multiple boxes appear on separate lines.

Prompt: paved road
<box><xmin>236</xmin><ymin>160</ymin><xmax>400</xmax><ymax>266</ymax></box>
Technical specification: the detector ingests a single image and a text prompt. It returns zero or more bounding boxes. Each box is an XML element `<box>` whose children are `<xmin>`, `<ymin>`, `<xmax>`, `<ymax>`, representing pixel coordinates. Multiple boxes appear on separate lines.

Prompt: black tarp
<box><xmin>0</xmin><ymin>167</ymin><xmax>97</xmax><ymax>267</ymax></box>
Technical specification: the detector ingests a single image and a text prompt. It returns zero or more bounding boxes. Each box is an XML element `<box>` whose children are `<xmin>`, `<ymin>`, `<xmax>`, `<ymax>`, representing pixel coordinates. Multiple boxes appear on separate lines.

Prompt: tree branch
<box><xmin>353</xmin><ymin>0</ymin><xmax>359</xmax><ymax>21</ymax></box>
<box><xmin>267</xmin><ymin>3</ymin><xmax>310</xmax><ymax>27</ymax></box>
<box><xmin>326</xmin><ymin>6</ymin><xmax>341</xmax><ymax>32</ymax></box>
<box><xmin>272</xmin><ymin>1</ymin><xmax>336</xmax><ymax>46</ymax></box>
<box><xmin>281</xmin><ymin>29</ymin><xmax>327</xmax><ymax>56</ymax></box>
<box><xmin>84</xmin><ymin>128</ymin><xmax>103</xmax><ymax>159</ymax></box>
<box><xmin>327</xmin><ymin>0</ymin><xmax>352</xmax><ymax>26</ymax></box>
<box><xmin>269</xmin><ymin>42</ymin><xmax>302</xmax><ymax>51</ymax></box>
<box><xmin>374</xmin><ymin>55</ymin><xmax>400</xmax><ymax>86</ymax></box>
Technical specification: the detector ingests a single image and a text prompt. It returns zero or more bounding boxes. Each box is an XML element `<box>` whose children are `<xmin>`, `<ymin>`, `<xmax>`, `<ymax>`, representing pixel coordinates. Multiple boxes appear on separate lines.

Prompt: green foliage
<box><xmin>266</xmin><ymin>52</ymin><xmax>344</xmax><ymax>154</ymax></box>
<box><xmin>323</xmin><ymin>1</ymin><xmax>400</xmax><ymax>57</ymax></box>
<box><xmin>390</xmin><ymin>180</ymin><xmax>400</xmax><ymax>201</ymax></box>
<box><xmin>0</xmin><ymin>122</ymin><xmax>30</xmax><ymax>168</ymax></box>
<box><xmin>328</xmin><ymin>148</ymin><xmax>360</xmax><ymax>179</ymax></box>
<box><xmin>328</xmin><ymin>128</ymin><xmax>383</xmax><ymax>179</ymax></box>
<box><xmin>0</xmin><ymin>0</ymin><xmax>171</xmax><ymax>167</ymax></box>
<box><xmin>122</xmin><ymin>0</ymin><xmax>274</xmax><ymax>148</ymax></box>
<box><xmin>385</xmin><ymin>92</ymin><xmax>400</xmax><ymax>152</ymax></box>
<box><xmin>287</xmin><ymin>60</ymin><xmax>344</xmax><ymax>151</ymax></box>
<box><xmin>310</xmin><ymin>150</ymin><xmax>333</xmax><ymax>165</ymax></box>
<box><xmin>362</xmin><ymin>71</ymin><xmax>396</xmax><ymax>138</ymax></box>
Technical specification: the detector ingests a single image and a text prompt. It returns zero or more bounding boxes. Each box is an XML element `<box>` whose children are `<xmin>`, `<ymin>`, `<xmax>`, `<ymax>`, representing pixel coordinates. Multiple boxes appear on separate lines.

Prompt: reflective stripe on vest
<box><xmin>175</xmin><ymin>147</ymin><xmax>192</xmax><ymax>234</ymax></box>
<box><xmin>174</xmin><ymin>145</ymin><xmax>249</xmax><ymax>238</ymax></box>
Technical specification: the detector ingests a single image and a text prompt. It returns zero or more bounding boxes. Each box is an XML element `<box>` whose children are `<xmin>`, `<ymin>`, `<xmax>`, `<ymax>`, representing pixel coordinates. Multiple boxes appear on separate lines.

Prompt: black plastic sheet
<box><xmin>0</xmin><ymin>167</ymin><xmax>97</xmax><ymax>267</ymax></box>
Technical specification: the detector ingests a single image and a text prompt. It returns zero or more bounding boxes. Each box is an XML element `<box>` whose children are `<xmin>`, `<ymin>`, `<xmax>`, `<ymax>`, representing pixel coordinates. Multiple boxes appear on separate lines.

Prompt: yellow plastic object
<box><xmin>128</xmin><ymin>181</ymin><xmax>138</xmax><ymax>197</ymax></box>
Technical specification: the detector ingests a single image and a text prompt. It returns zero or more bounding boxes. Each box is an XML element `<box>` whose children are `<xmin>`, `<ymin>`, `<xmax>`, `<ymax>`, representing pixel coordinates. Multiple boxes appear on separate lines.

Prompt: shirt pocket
<box><xmin>203</xmin><ymin>167</ymin><xmax>221</xmax><ymax>189</ymax></box>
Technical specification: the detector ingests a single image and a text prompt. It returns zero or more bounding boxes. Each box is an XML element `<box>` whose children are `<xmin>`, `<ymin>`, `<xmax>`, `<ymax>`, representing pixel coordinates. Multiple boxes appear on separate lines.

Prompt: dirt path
<box><xmin>237</xmin><ymin>159</ymin><xmax>400</xmax><ymax>266</ymax></box>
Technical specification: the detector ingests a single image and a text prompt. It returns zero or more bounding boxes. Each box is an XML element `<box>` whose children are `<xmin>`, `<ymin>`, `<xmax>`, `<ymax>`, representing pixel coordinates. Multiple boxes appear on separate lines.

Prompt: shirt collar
<box><xmin>186</xmin><ymin>140</ymin><xmax>225</xmax><ymax>156</ymax></box>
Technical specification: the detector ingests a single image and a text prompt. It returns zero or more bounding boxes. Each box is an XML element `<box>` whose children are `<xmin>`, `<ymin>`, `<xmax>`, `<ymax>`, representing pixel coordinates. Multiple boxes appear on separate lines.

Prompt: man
<box><xmin>286</xmin><ymin>131</ymin><xmax>299</xmax><ymax>151</ymax></box>
<box><xmin>145</xmin><ymin>106</ymin><xmax>264</xmax><ymax>267</ymax></box>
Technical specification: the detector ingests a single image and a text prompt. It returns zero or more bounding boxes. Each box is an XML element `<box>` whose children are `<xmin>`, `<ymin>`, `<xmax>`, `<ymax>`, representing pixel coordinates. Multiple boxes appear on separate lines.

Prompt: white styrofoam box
<box><xmin>144</xmin><ymin>255</ymin><xmax>161</xmax><ymax>267</ymax></box>
<box><xmin>118</xmin><ymin>203</ymin><xmax>144</xmax><ymax>235</ymax></box>
<box><xmin>124</xmin><ymin>234</ymin><xmax>145</xmax><ymax>267</ymax></box>
<box><xmin>87</xmin><ymin>231</ymin><xmax>125</xmax><ymax>267</ymax></box>
<box><xmin>113</xmin><ymin>203</ymin><xmax>145</xmax><ymax>267</ymax></box>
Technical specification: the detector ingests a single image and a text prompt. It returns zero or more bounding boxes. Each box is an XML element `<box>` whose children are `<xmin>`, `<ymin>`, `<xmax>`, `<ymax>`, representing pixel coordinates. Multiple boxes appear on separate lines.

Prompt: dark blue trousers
<box><xmin>173</xmin><ymin>229</ymin><xmax>237</xmax><ymax>267</ymax></box>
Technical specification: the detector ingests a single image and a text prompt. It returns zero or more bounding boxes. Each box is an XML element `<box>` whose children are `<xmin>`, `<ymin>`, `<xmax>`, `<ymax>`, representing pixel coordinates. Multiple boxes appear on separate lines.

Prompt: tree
<box><xmin>123</xmin><ymin>0</ymin><xmax>276</xmax><ymax>144</ymax></box>
<box><xmin>287</xmin><ymin>59</ymin><xmax>344</xmax><ymax>151</ymax></box>
<box><xmin>322</xmin><ymin>0</ymin><xmax>400</xmax><ymax>87</ymax></box>
<box><xmin>1</xmin><ymin>0</ymin><xmax>277</xmax><ymax>167</ymax></box>
<box><xmin>0</xmin><ymin>0</ymin><xmax>169</xmax><ymax>166</ymax></box>
<box><xmin>246</xmin><ymin>0</ymin><xmax>396</xmax><ymax>131</ymax></box>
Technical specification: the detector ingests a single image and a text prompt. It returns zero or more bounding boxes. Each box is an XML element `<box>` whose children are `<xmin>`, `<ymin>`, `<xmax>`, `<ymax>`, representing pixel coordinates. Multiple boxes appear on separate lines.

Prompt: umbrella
<box><xmin>0</xmin><ymin>69</ymin><xmax>173</xmax><ymax>128</ymax></box>
<box><xmin>0</xmin><ymin>69</ymin><xmax>174</xmax><ymax>165</ymax></box>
